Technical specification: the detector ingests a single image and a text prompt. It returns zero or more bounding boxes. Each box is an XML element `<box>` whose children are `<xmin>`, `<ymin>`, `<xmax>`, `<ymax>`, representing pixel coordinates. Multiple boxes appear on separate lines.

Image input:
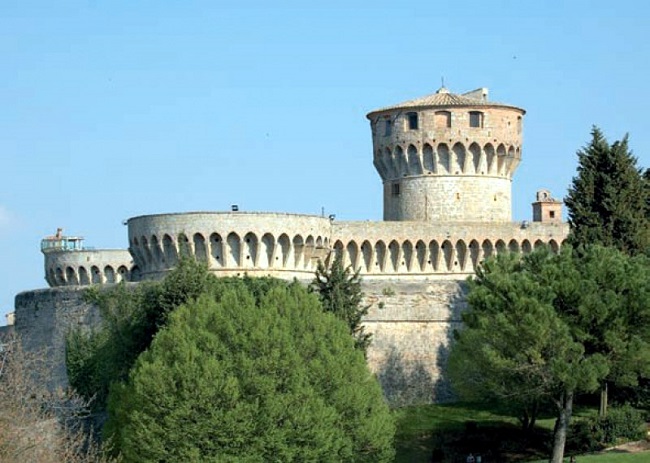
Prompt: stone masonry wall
<box><xmin>127</xmin><ymin>212</ymin><xmax>332</xmax><ymax>280</ymax></box>
<box><xmin>383</xmin><ymin>175</ymin><xmax>512</xmax><ymax>222</ymax></box>
<box><xmin>44</xmin><ymin>249</ymin><xmax>135</xmax><ymax>287</ymax></box>
<box><xmin>362</xmin><ymin>280</ymin><xmax>467</xmax><ymax>405</ymax></box>
<box><xmin>14</xmin><ymin>287</ymin><xmax>101</xmax><ymax>390</ymax></box>
<box><xmin>14</xmin><ymin>279</ymin><xmax>468</xmax><ymax>405</ymax></box>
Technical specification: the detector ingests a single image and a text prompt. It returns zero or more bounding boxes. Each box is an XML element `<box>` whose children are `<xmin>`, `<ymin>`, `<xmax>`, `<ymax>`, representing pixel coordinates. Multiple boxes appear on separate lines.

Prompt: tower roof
<box><xmin>366</xmin><ymin>87</ymin><xmax>525</xmax><ymax>118</ymax></box>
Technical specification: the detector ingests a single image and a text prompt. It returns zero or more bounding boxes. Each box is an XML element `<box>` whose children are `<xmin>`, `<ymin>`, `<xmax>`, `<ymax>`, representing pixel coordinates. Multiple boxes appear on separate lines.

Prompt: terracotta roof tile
<box><xmin>367</xmin><ymin>87</ymin><xmax>524</xmax><ymax>117</ymax></box>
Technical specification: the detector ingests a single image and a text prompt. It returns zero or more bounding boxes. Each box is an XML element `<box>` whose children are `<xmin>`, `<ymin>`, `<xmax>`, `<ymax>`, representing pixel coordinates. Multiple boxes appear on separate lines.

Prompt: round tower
<box><xmin>41</xmin><ymin>228</ymin><xmax>135</xmax><ymax>286</ymax></box>
<box><xmin>367</xmin><ymin>87</ymin><xmax>525</xmax><ymax>223</ymax></box>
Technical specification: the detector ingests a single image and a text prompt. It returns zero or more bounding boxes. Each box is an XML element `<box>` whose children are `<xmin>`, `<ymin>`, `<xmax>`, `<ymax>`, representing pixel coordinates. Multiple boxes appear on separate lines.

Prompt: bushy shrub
<box><xmin>570</xmin><ymin>405</ymin><xmax>646</xmax><ymax>451</ymax></box>
<box><xmin>600</xmin><ymin>405</ymin><xmax>647</xmax><ymax>443</ymax></box>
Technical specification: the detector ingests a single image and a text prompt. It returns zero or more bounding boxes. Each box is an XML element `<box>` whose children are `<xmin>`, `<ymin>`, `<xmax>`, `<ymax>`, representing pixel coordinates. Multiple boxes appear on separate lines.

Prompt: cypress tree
<box><xmin>565</xmin><ymin>126</ymin><xmax>649</xmax><ymax>255</ymax></box>
<box><xmin>311</xmin><ymin>254</ymin><xmax>372</xmax><ymax>355</ymax></box>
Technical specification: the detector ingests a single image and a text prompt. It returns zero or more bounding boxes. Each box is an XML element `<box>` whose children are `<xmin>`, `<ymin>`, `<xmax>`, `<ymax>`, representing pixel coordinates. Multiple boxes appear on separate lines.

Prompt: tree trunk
<box><xmin>520</xmin><ymin>410</ymin><xmax>530</xmax><ymax>430</ymax></box>
<box><xmin>521</xmin><ymin>401</ymin><xmax>539</xmax><ymax>432</ymax></box>
<box><xmin>529</xmin><ymin>400</ymin><xmax>538</xmax><ymax>429</ymax></box>
<box><xmin>551</xmin><ymin>390</ymin><xmax>574</xmax><ymax>463</ymax></box>
<box><xmin>599</xmin><ymin>381</ymin><xmax>608</xmax><ymax>417</ymax></box>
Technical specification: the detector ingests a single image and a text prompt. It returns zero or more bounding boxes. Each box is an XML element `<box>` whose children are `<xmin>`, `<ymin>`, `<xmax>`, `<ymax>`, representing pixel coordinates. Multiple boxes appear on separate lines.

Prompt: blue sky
<box><xmin>1</xmin><ymin>1</ymin><xmax>649</xmax><ymax>323</ymax></box>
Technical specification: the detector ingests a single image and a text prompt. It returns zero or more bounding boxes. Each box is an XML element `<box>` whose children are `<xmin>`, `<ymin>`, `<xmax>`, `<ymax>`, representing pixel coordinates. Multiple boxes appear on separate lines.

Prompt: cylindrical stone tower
<box><xmin>366</xmin><ymin>87</ymin><xmax>525</xmax><ymax>223</ymax></box>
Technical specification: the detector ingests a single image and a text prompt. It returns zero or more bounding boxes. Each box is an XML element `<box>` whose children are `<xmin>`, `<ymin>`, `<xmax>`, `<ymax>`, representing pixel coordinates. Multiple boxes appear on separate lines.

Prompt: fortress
<box><xmin>14</xmin><ymin>86</ymin><xmax>569</xmax><ymax>403</ymax></box>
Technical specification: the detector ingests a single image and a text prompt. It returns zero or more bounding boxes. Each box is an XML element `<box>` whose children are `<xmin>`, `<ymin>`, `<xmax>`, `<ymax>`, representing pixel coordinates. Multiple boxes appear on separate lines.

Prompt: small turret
<box><xmin>532</xmin><ymin>189</ymin><xmax>563</xmax><ymax>223</ymax></box>
<box><xmin>40</xmin><ymin>228</ymin><xmax>84</xmax><ymax>253</ymax></box>
<box><xmin>40</xmin><ymin>228</ymin><xmax>134</xmax><ymax>287</ymax></box>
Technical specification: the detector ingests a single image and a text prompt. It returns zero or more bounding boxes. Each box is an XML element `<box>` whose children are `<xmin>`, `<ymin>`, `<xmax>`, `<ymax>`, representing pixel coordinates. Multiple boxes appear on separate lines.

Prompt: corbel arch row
<box><xmin>328</xmin><ymin>237</ymin><xmax>563</xmax><ymax>274</ymax></box>
<box><xmin>374</xmin><ymin>141</ymin><xmax>521</xmax><ymax>178</ymax></box>
<box><xmin>131</xmin><ymin>231</ymin><xmax>330</xmax><ymax>273</ymax></box>
<box><xmin>47</xmin><ymin>263</ymin><xmax>134</xmax><ymax>286</ymax></box>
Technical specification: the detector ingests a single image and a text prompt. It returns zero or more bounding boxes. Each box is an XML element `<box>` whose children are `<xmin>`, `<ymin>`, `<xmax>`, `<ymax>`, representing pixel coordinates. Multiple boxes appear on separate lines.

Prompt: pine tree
<box><xmin>311</xmin><ymin>254</ymin><xmax>372</xmax><ymax>355</ymax></box>
<box><xmin>565</xmin><ymin>126</ymin><xmax>649</xmax><ymax>255</ymax></box>
<box><xmin>448</xmin><ymin>246</ymin><xmax>650</xmax><ymax>462</ymax></box>
<box><xmin>105</xmin><ymin>285</ymin><xmax>395</xmax><ymax>462</ymax></box>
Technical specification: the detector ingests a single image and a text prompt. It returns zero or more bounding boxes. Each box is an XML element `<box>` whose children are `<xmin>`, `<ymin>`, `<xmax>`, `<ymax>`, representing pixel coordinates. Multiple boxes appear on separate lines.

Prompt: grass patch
<box><xmin>393</xmin><ymin>401</ymin><xmax>547</xmax><ymax>462</ymax></box>
<box><xmin>393</xmin><ymin>401</ymin><xmax>643</xmax><ymax>462</ymax></box>
<box><xmin>533</xmin><ymin>406</ymin><xmax>598</xmax><ymax>431</ymax></box>
<box><xmin>529</xmin><ymin>452</ymin><xmax>650</xmax><ymax>462</ymax></box>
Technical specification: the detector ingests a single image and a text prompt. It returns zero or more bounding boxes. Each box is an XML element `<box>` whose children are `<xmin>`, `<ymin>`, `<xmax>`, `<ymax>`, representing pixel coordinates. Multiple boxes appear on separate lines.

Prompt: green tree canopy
<box><xmin>448</xmin><ymin>246</ymin><xmax>650</xmax><ymax>462</ymax></box>
<box><xmin>565</xmin><ymin>126</ymin><xmax>649</xmax><ymax>255</ymax></box>
<box><xmin>311</xmin><ymin>254</ymin><xmax>372</xmax><ymax>354</ymax></box>
<box><xmin>67</xmin><ymin>260</ymin><xmax>294</xmax><ymax>410</ymax></box>
<box><xmin>67</xmin><ymin>259</ymin><xmax>219</xmax><ymax>409</ymax></box>
<box><xmin>105</xmin><ymin>283</ymin><xmax>395</xmax><ymax>462</ymax></box>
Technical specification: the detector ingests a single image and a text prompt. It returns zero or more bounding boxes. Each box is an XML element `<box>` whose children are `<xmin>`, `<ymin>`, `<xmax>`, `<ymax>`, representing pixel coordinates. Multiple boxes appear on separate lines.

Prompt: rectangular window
<box><xmin>469</xmin><ymin>111</ymin><xmax>483</xmax><ymax>128</ymax></box>
<box><xmin>384</xmin><ymin>119</ymin><xmax>392</xmax><ymax>136</ymax></box>
<box><xmin>391</xmin><ymin>183</ymin><xmax>400</xmax><ymax>196</ymax></box>
<box><xmin>549</xmin><ymin>210</ymin><xmax>556</xmax><ymax>219</ymax></box>
<box><xmin>434</xmin><ymin>111</ymin><xmax>451</xmax><ymax>128</ymax></box>
<box><xmin>407</xmin><ymin>112</ymin><xmax>418</xmax><ymax>130</ymax></box>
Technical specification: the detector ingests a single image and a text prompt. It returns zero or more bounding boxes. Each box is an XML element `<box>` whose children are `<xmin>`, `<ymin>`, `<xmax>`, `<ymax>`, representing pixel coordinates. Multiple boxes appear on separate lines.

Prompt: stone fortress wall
<box><xmin>45</xmin><ymin>218</ymin><xmax>567</xmax><ymax>287</ymax></box>
<box><xmin>44</xmin><ymin>249</ymin><xmax>135</xmax><ymax>287</ymax></box>
<box><xmin>332</xmin><ymin>221</ymin><xmax>565</xmax><ymax>278</ymax></box>
<box><xmin>14</xmin><ymin>86</ymin><xmax>570</xmax><ymax>403</ymax></box>
<box><xmin>127</xmin><ymin>212</ymin><xmax>332</xmax><ymax>281</ymax></box>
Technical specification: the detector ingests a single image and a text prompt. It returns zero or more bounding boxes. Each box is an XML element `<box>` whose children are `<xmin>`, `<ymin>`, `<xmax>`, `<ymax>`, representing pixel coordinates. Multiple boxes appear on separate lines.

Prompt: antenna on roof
<box><xmin>441</xmin><ymin>76</ymin><xmax>445</xmax><ymax>88</ymax></box>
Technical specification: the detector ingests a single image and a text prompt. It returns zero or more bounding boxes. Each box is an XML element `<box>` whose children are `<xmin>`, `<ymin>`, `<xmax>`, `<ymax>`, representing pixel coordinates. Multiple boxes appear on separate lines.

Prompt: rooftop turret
<box><xmin>40</xmin><ymin>228</ymin><xmax>84</xmax><ymax>253</ymax></box>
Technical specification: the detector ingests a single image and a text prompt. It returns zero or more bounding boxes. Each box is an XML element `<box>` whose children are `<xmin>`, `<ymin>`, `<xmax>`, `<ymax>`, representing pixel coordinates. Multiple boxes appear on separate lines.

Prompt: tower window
<box><xmin>434</xmin><ymin>111</ymin><xmax>451</xmax><ymax>128</ymax></box>
<box><xmin>384</xmin><ymin>119</ymin><xmax>392</xmax><ymax>136</ymax></box>
<box><xmin>406</xmin><ymin>112</ymin><xmax>418</xmax><ymax>130</ymax></box>
<box><xmin>391</xmin><ymin>183</ymin><xmax>400</xmax><ymax>196</ymax></box>
<box><xmin>469</xmin><ymin>111</ymin><xmax>483</xmax><ymax>128</ymax></box>
<box><xmin>549</xmin><ymin>210</ymin><xmax>556</xmax><ymax>219</ymax></box>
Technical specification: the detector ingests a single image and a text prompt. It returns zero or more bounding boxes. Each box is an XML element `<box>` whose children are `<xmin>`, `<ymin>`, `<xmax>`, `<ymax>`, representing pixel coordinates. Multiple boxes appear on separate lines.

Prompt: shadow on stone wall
<box><xmin>377</xmin><ymin>345</ymin><xmax>437</xmax><ymax>407</ymax></box>
<box><xmin>375</xmin><ymin>282</ymin><xmax>467</xmax><ymax>407</ymax></box>
<box><xmin>432</xmin><ymin>327</ymin><xmax>455</xmax><ymax>404</ymax></box>
<box><xmin>432</xmin><ymin>283</ymin><xmax>468</xmax><ymax>404</ymax></box>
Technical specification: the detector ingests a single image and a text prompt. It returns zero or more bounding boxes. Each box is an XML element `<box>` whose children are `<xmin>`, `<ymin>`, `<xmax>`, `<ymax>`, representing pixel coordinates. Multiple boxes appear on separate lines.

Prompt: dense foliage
<box><xmin>105</xmin><ymin>283</ymin><xmax>395</xmax><ymax>462</ymax></box>
<box><xmin>570</xmin><ymin>405</ymin><xmax>647</xmax><ymax>452</ymax></box>
<box><xmin>67</xmin><ymin>259</ymin><xmax>217</xmax><ymax>409</ymax></box>
<box><xmin>311</xmin><ymin>254</ymin><xmax>372</xmax><ymax>354</ymax></box>
<box><xmin>565</xmin><ymin>127</ymin><xmax>649</xmax><ymax>255</ymax></box>
<box><xmin>448</xmin><ymin>246</ymin><xmax>650</xmax><ymax>462</ymax></box>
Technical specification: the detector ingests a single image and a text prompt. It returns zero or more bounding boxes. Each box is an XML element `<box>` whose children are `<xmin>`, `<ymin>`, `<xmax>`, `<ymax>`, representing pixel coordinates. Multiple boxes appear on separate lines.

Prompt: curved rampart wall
<box><xmin>126</xmin><ymin>212</ymin><xmax>569</xmax><ymax>281</ymax></box>
<box><xmin>44</xmin><ymin>249</ymin><xmax>135</xmax><ymax>287</ymax></box>
<box><xmin>331</xmin><ymin>221</ymin><xmax>569</xmax><ymax>278</ymax></box>
<box><xmin>127</xmin><ymin>212</ymin><xmax>333</xmax><ymax>280</ymax></box>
